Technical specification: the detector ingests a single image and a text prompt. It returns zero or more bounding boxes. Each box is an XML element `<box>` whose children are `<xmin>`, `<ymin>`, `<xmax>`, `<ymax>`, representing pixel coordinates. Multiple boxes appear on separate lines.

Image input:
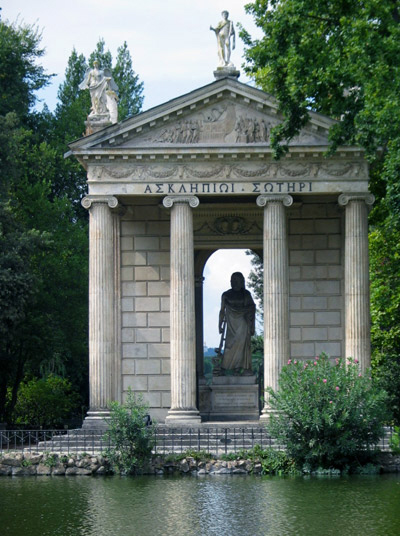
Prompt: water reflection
<box><xmin>1</xmin><ymin>474</ymin><xmax>400</xmax><ymax>536</ymax></box>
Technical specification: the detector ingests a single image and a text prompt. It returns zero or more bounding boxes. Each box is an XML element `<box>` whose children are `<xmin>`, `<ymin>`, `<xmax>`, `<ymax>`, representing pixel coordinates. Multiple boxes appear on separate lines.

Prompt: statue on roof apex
<box><xmin>210</xmin><ymin>11</ymin><xmax>240</xmax><ymax>80</ymax></box>
<box><xmin>79</xmin><ymin>60</ymin><xmax>119</xmax><ymax>132</ymax></box>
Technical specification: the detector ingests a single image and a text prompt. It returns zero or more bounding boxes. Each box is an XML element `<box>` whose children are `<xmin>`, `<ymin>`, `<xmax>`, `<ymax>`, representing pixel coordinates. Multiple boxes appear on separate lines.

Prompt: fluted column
<box><xmin>339</xmin><ymin>193</ymin><xmax>375</xmax><ymax>372</ymax></box>
<box><xmin>81</xmin><ymin>195</ymin><xmax>119</xmax><ymax>427</ymax></box>
<box><xmin>256</xmin><ymin>195</ymin><xmax>293</xmax><ymax>420</ymax></box>
<box><xmin>163</xmin><ymin>196</ymin><xmax>201</xmax><ymax>423</ymax></box>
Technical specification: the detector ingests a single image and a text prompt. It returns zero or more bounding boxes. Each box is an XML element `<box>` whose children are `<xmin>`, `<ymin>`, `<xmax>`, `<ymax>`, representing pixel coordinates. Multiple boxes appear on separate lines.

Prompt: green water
<box><xmin>1</xmin><ymin>474</ymin><xmax>400</xmax><ymax>536</ymax></box>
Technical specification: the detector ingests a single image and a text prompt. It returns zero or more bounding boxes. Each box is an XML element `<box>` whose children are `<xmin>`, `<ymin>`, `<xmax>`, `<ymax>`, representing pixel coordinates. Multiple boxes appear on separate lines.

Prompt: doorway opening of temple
<box><xmin>198</xmin><ymin>248</ymin><xmax>261</xmax><ymax>421</ymax></box>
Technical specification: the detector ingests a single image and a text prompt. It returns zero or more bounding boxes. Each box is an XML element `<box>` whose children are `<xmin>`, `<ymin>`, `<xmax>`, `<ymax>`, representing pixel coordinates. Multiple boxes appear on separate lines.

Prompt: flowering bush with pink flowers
<box><xmin>266</xmin><ymin>353</ymin><xmax>389</xmax><ymax>470</ymax></box>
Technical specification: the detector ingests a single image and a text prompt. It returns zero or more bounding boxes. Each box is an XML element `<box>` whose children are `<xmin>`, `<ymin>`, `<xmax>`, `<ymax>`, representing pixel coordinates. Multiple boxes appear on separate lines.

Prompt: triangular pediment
<box><xmin>68</xmin><ymin>78</ymin><xmax>335</xmax><ymax>153</ymax></box>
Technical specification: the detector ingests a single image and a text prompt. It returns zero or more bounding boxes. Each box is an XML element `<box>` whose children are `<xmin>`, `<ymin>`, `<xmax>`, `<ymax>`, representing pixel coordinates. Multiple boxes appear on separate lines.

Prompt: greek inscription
<box><xmin>141</xmin><ymin>181</ymin><xmax>313</xmax><ymax>194</ymax></box>
<box><xmin>264</xmin><ymin>183</ymin><xmax>273</xmax><ymax>193</ymax></box>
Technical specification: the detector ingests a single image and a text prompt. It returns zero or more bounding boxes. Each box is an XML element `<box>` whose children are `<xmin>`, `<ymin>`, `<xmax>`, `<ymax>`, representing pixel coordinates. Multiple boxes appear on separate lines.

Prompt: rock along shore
<box><xmin>1</xmin><ymin>451</ymin><xmax>400</xmax><ymax>476</ymax></box>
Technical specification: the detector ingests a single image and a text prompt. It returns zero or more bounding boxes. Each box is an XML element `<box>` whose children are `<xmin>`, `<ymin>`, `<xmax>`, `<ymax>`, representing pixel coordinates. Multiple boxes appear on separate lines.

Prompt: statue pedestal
<box><xmin>199</xmin><ymin>375</ymin><xmax>259</xmax><ymax>421</ymax></box>
<box><xmin>213</xmin><ymin>67</ymin><xmax>240</xmax><ymax>81</ymax></box>
<box><xmin>84</xmin><ymin>116</ymin><xmax>112</xmax><ymax>136</ymax></box>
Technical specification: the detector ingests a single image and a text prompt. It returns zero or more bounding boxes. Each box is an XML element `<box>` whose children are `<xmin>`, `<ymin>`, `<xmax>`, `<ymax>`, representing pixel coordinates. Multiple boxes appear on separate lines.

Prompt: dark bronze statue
<box><xmin>216</xmin><ymin>272</ymin><xmax>255</xmax><ymax>375</ymax></box>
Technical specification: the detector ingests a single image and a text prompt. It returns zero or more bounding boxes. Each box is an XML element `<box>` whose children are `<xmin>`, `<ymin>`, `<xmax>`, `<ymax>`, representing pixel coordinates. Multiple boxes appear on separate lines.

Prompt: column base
<box><xmin>81</xmin><ymin>410</ymin><xmax>110</xmax><ymax>430</ymax></box>
<box><xmin>165</xmin><ymin>409</ymin><xmax>202</xmax><ymax>424</ymax></box>
<box><xmin>259</xmin><ymin>406</ymin><xmax>278</xmax><ymax>423</ymax></box>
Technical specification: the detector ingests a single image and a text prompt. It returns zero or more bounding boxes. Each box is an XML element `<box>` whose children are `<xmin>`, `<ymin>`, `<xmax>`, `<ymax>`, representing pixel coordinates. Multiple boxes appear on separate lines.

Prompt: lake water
<box><xmin>1</xmin><ymin>474</ymin><xmax>400</xmax><ymax>536</ymax></box>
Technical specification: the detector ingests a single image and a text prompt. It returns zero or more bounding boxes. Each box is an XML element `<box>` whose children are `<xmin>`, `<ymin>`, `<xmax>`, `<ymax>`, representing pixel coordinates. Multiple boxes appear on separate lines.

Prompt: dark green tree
<box><xmin>113</xmin><ymin>41</ymin><xmax>144</xmax><ymax>120</ymax></box>
<box><xmin>242</xmin><ymin>0</ymin><xmax>400</xmax><ymax>422</ymax></box>
<box><xmin>0</xmin><ymin>17</ymin><xmax>52</xmax><ymax>121</ymax></box>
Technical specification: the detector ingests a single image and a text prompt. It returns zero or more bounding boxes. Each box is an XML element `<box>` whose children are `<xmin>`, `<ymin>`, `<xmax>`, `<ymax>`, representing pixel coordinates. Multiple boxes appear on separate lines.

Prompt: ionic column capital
<box><xmin>81</xmin><ymin>195</ymin><xmax>119</xmax><ymax>210</ymax></box>
<box><xmin>163</xmin><ymin>196</ymin><xmax>200</xmax><ymax>209</ymax></box>
<box><xmin>256</xmin><ymin>194</ymin><xmax>293</xmax><ymax>208</ymax></box>
<box><xmin>338</xmin><ymin>193</ymin><xmax>375</xmax><ymax>207</ymax></box>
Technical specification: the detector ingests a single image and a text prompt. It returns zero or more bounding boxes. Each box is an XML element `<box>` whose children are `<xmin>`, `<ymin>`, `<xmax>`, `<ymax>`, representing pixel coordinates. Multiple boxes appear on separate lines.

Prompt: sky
<box><xmin>2</xmin><ymin>0</ymin><xmax>263</xmax><ymax>347</ymax></box>
<box><xmin>2</xmin><ymin>0</ymin><xmax>263</xmax><ymax>112</ymax></box>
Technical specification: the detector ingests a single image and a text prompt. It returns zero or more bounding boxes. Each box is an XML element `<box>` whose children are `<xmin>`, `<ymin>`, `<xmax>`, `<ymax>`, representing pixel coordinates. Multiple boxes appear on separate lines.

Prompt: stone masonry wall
<box><xmin>120</xmin><ymin>199</ymin><xmax>171</xmax><ymax>421</ymax></box>
<box><xmin>288</xmin><ymin>198</ymin><xmax>343</xmax><ymax>360</ymax></box>
<box><xmin>119</xmin><ymin>196</ymin><xmax>344</xmax><ymax>421</ymax></box>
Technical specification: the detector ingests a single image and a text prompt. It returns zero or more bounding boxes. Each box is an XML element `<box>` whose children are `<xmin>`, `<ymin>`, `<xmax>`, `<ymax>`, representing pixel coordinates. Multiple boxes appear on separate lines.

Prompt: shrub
<box><xmin>104</xmin><ymin>389</ymin><xmax>154</xmax><ymax>475</ymax></box>
<box><xmin>389</xmin><ymin>426</ymin><xmax>400</xmax><ymax>455</ymax></box>
<box><xmin>12</xmin><ymin>375</ymin><xmax>79</xmax><ymax>428</ymax></box>
<box><xmin>266</xmin><ymin>353</ymin><xmax>389</xmax><ymax>470</ymax></box>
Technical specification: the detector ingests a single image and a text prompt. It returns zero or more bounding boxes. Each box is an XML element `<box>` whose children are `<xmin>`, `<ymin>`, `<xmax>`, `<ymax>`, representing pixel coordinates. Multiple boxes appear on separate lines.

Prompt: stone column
<box><xmin>81</xmin><ymin>195</ymin><xmax>119</xmax><ymax>428</ymax></box>
<box><xmin>256</xmin><ymin>195</ymin><xmax>293</xmax><ymax>420</ymax></box>
<box><xmin>195</xmin><ymin>276</ymin><xmax>205</xmax><ymax>379</ymax></box>
<box><xmin>163</xmin><ymin>196</ymin><xmax>201</xmax><ymax>423</ymax></box>
<box><xmin>338</xmin><ymin>193</ymin><xmax>375</xmax><ymax>372</ymax></box>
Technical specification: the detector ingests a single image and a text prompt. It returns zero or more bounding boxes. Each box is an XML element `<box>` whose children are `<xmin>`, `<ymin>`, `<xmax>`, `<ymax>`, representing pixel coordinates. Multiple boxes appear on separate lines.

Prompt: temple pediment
<box><xmin>69</xmin><ymin>78</ymin><xmax>334</xmax><ymax>153</ymax></box>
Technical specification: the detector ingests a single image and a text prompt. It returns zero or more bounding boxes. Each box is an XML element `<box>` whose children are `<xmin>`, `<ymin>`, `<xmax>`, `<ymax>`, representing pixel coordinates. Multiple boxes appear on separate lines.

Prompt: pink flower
<box><xmin>335</xmin><ymin>386</ymin><xmax>339</xmax><ymax>391</ymax></box>
<box><xmin>358</xmin><ymin>373</ymin><xmax>362</xmax><ymax>377</ymax></box>
<box><xmin>314</xmin><ymin>361</ymin><xmax>318</xmax><ymax>366</ymax></box>
<box><xmin>316</xmin><ymin>356</ymin><xmax>319</xmax><ymax>361</ymax></box>
<box><xmin>294</xmin><ymin>360</ymin><xmax>298</xmax><ymax>365</ymax></box>
<box><xmin>288</xmin><ymin>359</ymin><xmax>292</xmax><ymax>365</ymax></box>
<box><xmin>323</xmin><ymin>379</ymin><xmax>327</xmax><ymax>383</ymax></box>
<box><xmin>329</xmin><ymin>401</ymin><xmax>333</xmax><ymax>404</ymax></box>
<box><xmin>354</xmin><ymin>359</ymin><xmax>359</xmax><ymax>364</ymax></box>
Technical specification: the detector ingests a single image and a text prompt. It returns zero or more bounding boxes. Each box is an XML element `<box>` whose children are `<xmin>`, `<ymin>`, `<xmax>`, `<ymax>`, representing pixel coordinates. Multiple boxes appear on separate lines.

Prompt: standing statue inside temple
<box><xmin>218</xmin><ymin>272</ymin><xmax>256</xmax><ymax>374</ymax></box>
<box><xmin>210</xmin><ymin>10</ymin><xmax>236</xmax><ymax>68</ymax></box>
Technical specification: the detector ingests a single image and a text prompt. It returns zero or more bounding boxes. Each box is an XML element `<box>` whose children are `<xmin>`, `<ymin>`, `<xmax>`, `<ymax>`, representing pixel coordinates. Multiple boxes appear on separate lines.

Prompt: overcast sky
<box><xmin>2</xmin><ymin>0</ymin><xmax>263</xmax><ymax>346</ymax></box>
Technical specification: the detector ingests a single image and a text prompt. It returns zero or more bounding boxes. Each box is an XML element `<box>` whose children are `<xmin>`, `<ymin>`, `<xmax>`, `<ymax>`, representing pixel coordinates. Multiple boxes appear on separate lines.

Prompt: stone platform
<box><xmin>199</xmin><ymin>375</ymin><xmax>260</xmax><ymax>421</ymax></box>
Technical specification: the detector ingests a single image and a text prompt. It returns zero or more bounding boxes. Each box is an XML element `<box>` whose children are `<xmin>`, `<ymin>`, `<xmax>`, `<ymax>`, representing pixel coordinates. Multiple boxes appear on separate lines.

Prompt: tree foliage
<box><xmin>113</xmin><ymin>42</ymin><xmax>144</xmax><ymax>120</ymax></box>
<box><xmin>242</xmin><ymin>0</ymin><xmax>400</xmax><ymax>169</ymax></box>
<box><xmin>11</xmin><ymin>375</ymin><xmax>79</xmax><ymax>428</ymax></box>
<box><xmin>267</xmin><ymin>354</ymin><xmax>389</xmax><ymax>470</ymax></box>
<box><xmin>0</xmin><ymin>16</ymin><xmax>145</xmax><ymax>426</ymax></box>
<box><xmin>243</xmin><ymin>1</ymin><xmax>400</xmax><ymax>422</ymax></box>
<box><xmin>0</xmin><ymin>17</ymin><xmax>52</xmax><ymax>121</ymax></box>
<box><xmin>105</xmin><ymin>390</ymin><xmax>154</xmax><ymax>474</ymax></box>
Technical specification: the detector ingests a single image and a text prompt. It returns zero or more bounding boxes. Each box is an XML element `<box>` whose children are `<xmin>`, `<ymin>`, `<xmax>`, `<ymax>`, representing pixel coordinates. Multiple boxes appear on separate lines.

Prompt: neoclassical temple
<box><xmin>69</xmin><ymin>76</ymin><xmax>373</xmax><ymax>425</ymax></box>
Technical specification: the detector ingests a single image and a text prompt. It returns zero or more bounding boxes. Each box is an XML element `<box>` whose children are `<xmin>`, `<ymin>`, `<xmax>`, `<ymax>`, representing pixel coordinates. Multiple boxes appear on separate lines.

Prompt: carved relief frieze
<box><xmin>88</xmin><ymin>159</ymin><xmax>367</xmax><ymax>184</ymax></box>
<box><xmin>234</xmin><ymin>116</ymin><xmax>270</xmax><ymax>143</ymax></box>
<box><xmin>194</xmin><ymin>213</ymin><xmax>262</xmax><ymax>237</ymax></box>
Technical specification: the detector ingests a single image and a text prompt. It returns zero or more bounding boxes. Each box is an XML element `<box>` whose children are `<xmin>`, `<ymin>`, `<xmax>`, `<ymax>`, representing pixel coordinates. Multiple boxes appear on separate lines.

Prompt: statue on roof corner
<box><xmin>79</xmin><ymin>60</ymin><xmax>119</xmax><ymax>126</ymax></box>
<box><xmin>210</xmin><ymin>10</ymin><xmax>236</xmax><ymax>68</ymax></box>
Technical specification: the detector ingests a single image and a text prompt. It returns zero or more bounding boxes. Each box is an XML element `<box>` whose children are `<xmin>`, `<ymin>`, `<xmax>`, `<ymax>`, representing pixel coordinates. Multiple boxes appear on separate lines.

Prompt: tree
<box><xmin>0</xmin><ymin>17</ymin><xmax>52</xmax><ymax>121</ymax></box>
<box><xmin>51</xmin><ymin>40</ymin><xmax>144</xmax><ymax>206</ymax></box>
<box><xmin>0</xmin><ymin>201</ymin><xmax>49</xmax><ymax>421</ymax></box>
<box><xmin>267</xmin><ymin>354</ymin><xmax>388</xmax><ymax>471</ymax></box>
<box><xmin>88</xmin><ymin>37</ymin><xmax>112</xmax><ymax>70</ymax></box>
<box><xmin>241</xmin><ymin>1</ymin><xmax>400</xmax><ymax>175</ymax></box>
<box><xmin>0</xmin><ymin>19</ymin><xmax>145</xmax><ymax>425</ymax></box>
<box><xmin>242</xmin><ymin>1</ymin><xmax>400</xmax><ymax>422</ymax></box>
<box><xmin>12</xmin><ymin>375</ymin><xmax>79</xmax><ymax>428</ymax></box>
<box><xmin>0</xmin><ymin>18</ymin><xmax>88</xmax><ymax>423</ymax></box>
<box><xmin>113</xmin><ymin>41</ymin><xmax>144</xmax><ymax>120</ymax></box>
<box><xmin>246</xmin><ymin>250</ymin><xmax>263</xmax><ymax>311</ymax></box>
